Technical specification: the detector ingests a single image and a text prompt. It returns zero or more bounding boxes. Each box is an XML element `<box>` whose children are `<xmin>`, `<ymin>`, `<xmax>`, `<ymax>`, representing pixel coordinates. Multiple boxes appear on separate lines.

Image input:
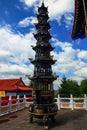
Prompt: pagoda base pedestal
<box><xmin>28</xmin><ymin>103</ymin><xmax>58</xmax><ymax>130</ymax></box>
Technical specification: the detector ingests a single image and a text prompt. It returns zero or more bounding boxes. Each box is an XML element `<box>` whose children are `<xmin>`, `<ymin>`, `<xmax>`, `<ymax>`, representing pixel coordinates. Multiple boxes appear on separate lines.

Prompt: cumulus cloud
<box><xmin>20</xmin><ymin>0</ymin><xmax>37</xmax><ymax>7</ymax></box>
<box><xmin>0</xmin><ymin>50</ymin><xmax>11</xmax><ymax>63</ymax></box>
<box><xmin>0</xmin><ymin>25</ymin><xmax>36</xmax><ymax>62</ymax></box>
<box><xmin>45</xmin><ymin>0</ymin><xmax>74</xmax><ymax>18</ymax></box>
<box><xmin>19</xmin><ymin>0</ymin><xmax>74</xmax><ymax>27</ymax></box>
<box><xmin>78</xmin><ymin>50</ymin><xmax>87</xmax><ymax>60</ymax></box>
<box><xmin>63</xmin><ymin>13</ymin><xmax>73</xmax><ymax>29</ymax></box>
<box><xmin>51</xmin><ymin>38</ymin><xmax>87</xmax><ymax>82</ymax></box>
<box><xmin>0</xmin><ymin>24</ymin><xmax>87</xmax><ymax>87</ymax></box>
<box><xmin>0</xmin><ymin>63</ymin><xmax>33</xmax><ymax>76</ymax></box>
<box><xmin>0</xmin><ymin>25</ymin><xmax>35</xmax><ymax>83</ymax></box>
<box><xmin>75</xmin><ymin>68</ymin><xmax>87</xmax><ymax>78</ymax></box>
<box><xmin>18</xmin><ymin>16</ymin><xmax>37</xmax><ymax>27</ymax></box>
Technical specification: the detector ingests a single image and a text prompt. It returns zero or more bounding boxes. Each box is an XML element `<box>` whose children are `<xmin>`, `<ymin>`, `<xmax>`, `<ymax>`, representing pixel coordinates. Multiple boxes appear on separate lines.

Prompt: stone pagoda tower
<box><xmin>28</xmin><ymin>2</ymin><xmax>58</xmax><ymax>129</ymax></box>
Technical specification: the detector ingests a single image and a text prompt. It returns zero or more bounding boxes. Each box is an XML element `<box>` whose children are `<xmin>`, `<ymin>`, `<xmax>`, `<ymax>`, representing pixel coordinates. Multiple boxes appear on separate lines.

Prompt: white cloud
<box><xmin>0</xmin><ymin>24</ymin><xmax>87</xmax><ymax>87</ymax></box>
<box><xmin>19</xmin><ymin>0</ymin><xmax>74</xmax><ymax>26</ymax></box>
<box><xmin>63</xmin><ymin>13</ymin><xmax>73</xmax><ymax>29</ymax></box>
<box><xmin>20</xmin><ymin>0</ymin><xmax>37</xmax><ymax>7</ymax></box>
<box><xmin>18</xmin><ymin>16</ymin><xmax>37</xmax><ymax>27</ymax></box>
<box><xmin>0</xmin><ymin>63</ymin><xmax>33</xmax><ymax>76</ymax></box>
<box><xmin>51</xmin><ymin>38</ymin><xmax>87</xmax><ymax>84</ymax></box>
<box><xmin>45</xmin><ymin>0</ymin><xmax>74</xmax><ymax>19</ymax></box>
<box><xmin>0</xmin><ymin>25</ymin><xmax>35</xmax><ymax>83</ymax></box>
<box><xmin>75</xmin><ymin>68</ymin><xmax>87</xmax><ymax>78</ymax></box>
<box><xmin>0</xmin><ymin>50</ymin><xmax>11</xmax><ymax>57</ymax></box>
<box><xmin>0</xmin><ymin>25</ymin><xmax>35</xmax><ymax>62</ymax></box>
<box><xmin>0</xmin><ymin>50</ymin><xmax>11</xmax><ymax>63</ymax></box>
<box><xmin>78</xmin><ymin>50</ymin><xmax>87</xmax><ymax>60</ymax></box>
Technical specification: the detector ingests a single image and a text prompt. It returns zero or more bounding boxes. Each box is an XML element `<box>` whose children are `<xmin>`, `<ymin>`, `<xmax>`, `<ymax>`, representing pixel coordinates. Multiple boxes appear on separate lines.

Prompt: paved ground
<box><xmin>0</xmin><ymin>108</ymin><xmax>87</xmax><ymax>130</ymax></box>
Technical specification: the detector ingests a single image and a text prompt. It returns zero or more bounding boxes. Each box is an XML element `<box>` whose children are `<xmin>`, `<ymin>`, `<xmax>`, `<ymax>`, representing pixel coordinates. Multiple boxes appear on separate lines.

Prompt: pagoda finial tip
<box><xmin>42</xmin><ymin>0</ymin><xmax>44</xmax><ymax>3</ymax></box>
<box><xmin>42</xmin><ymin>0</ymin><xmax>44</xmax><ymax>5</ymax></box>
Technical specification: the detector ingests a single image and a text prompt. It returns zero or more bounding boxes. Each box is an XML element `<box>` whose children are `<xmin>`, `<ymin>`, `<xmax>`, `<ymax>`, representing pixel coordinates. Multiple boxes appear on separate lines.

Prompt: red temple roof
<box><xmin>71</xmin><ymin>0</ymin><xmax>87</xmax><ymax>39</ymax></box>
<box><xmin>0</xmin><ymin>78</ymin><xmax>33</xmax><ymax>92</ymax></box>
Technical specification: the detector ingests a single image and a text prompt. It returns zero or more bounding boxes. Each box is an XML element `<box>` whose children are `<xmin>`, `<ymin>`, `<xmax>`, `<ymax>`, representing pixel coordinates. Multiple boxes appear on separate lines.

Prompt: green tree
<box><xmin>58</xmin><ymin>76</ymin><xmax>70</xmax><ymax>97</ymax></box>
<box><xmin>80</xmin><ymin>79</ymin><xmax>87</xmax><ymax>95</ymax></box>
<box><xmin>58</xmin><ymin>76</ymin><xmax>80</xmax><ymax>97</ymax></box>
<box><xmin>67</xmin><ymin>79</ymin><xmax>81</xmax><ymax>97</ymax></box>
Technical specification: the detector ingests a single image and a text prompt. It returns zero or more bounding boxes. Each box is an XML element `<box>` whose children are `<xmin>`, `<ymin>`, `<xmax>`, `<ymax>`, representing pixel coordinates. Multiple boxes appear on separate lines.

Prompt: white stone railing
<box><xmin>0</xmin><ymin>95</ymin><xmax>33</xmax><ymax>116</ymax></box>
<box><xmin>0</xmin><ymin>94</ymin><xmax>87</xmax><ymax>116</ymax></box>
<box><xmin>55</xmin><ymin>94</ymin><xmax>87</xmax><ymax>110</ymax></box>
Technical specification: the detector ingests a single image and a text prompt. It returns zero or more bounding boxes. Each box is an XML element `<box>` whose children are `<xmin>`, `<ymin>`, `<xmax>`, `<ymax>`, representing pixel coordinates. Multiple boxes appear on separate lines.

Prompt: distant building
<box><xmin>0</xmin><ymin>78</ymin><xmax>33</xmax><ymax>96</ymax></box>
<box><xmin>71</xmin><ymin>0</ymin><xmax>87</xmax><ymax>39</ymax></box>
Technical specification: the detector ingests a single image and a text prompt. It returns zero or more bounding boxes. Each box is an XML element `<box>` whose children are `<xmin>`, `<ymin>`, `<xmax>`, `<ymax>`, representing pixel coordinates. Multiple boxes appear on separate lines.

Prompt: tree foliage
<box><xmin>58</xmin><ymin>76</ymin><xmax>81</xmax><ymax>97</ymax></box>
<box><xmin>80</xmin><ymin>79</ymin><xmax>87</xmax><ymax>95</ymax></box>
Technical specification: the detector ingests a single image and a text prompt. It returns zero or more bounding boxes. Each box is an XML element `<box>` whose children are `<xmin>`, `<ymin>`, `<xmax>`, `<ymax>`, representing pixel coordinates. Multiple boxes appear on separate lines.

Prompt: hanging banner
<box><xmin>0</xmin><ymin>91</ymin><xmax>5</xmax><ymax>97</ymax></box>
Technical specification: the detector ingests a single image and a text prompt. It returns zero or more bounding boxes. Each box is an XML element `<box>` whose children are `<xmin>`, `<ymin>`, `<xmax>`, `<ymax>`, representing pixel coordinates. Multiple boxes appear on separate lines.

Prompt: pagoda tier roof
<box><xmin>32</xmin><ymin>44</ymin><xmax>54</xmax><ymax>51</ymax></box>
<box><xmin>71</xmin><ymin>0</ymin><xmax>87</xmax><ymax>39</ymax></box>
<box><xmin>35</xmin><ymin>23</ymin><xmax>50</xmax><ymax>30</ymax></box>
<box><xmin>37</xmin><ymin>14</ymin><xmax>49</xmax><ymax>20</ymax></box>
<box><xmin>0</xmin><ymin>78</ymin><xmax>33</xmax><ymax>92</ymax></box>
<box><xmin>31</xmin><ymin>59</ymin><xmax>56</xmax><ymax>65</ymax></box>
<box><xmin>30</xmin><ymin>75</ymin><xmax>57</xmax><ymax>81</ymax></box>
<box><xmin>33</xmin><ymin>32</ymin><xmax>52</xmax><ymax>40</ymax></box>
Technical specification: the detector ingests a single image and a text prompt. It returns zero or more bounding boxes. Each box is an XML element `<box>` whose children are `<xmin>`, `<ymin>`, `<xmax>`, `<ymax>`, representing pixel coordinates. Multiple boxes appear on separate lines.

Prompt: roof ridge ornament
<box><xmin>41</xmin><ymin>0</ymin><xmax>45</xmax><ymax>6</ymax></box>
<box><xmin>42</xmin><ymin>0</ymin><xmax>44</xmax><ymax>3</ymax></box>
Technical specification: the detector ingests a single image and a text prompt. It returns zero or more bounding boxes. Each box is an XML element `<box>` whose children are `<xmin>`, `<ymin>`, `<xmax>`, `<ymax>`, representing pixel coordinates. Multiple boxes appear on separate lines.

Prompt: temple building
<box><xmin>28</xmin><ymin>2</ymin><xmax>58</xmax><ymax>129</ymax></box>
<box><xmin>71</xmin><ymin>0</ymin><xmax>87</xmax><ymax>39</ymax></box>
<box><xmin>0</xmin><ymin>78</ymin><xmax>33</xmax><ymax>96</ymax></box>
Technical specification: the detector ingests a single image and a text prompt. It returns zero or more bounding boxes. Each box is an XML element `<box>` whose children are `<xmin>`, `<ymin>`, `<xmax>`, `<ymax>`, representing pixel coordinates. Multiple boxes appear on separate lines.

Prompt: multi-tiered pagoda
<box><xmin>28</xmin><ymin>2</ymin><xmax>58</xmax><ymax>130</ymax></box>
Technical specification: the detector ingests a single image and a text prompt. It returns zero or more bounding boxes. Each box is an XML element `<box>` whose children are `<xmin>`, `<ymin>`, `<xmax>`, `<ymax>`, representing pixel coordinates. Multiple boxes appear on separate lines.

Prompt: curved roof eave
<box><xmin>71</xmin><ymin>0</ymin><xmax>86</xmax><ymax>39</ymax></box>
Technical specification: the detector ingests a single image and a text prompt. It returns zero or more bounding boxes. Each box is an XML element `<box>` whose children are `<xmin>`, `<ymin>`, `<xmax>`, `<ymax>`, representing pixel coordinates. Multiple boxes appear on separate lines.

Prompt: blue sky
<box><xmin>0</xmin><ymin>0</ymin><xmax>87</xmax><ymax>89</ymax></box>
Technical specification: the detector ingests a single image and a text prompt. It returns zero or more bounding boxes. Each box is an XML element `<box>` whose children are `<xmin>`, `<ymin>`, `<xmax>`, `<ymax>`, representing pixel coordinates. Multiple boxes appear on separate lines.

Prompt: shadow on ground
<box><xmin>31</xmin><ymin>109</ymin><xmax>86</xmax><ymax>129</ymax></box>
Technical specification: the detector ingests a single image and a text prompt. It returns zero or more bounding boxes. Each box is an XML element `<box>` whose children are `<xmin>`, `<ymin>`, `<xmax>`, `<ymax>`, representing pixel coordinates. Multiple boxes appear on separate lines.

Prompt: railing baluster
<box><xmin>9</xmin><ymin>95</ymin><xmax>12</xmax><ymax>113</ymax></box>
<box><xmin>57</xmin><ymin>94</ymin><xmax>61</xmax><ymax>110</ymax></box>
<box><xmin>84</xmin><ymin>94</ymin><xmax>87</xmax><ymax>110</ymax></box>
<box><xmin>17</xmin><ymin>95</ymin><xmax>20</xmax><ymax>110</ymax></box>
<box><xmin>70</xmin><ymin>94</ymin><xmax>74</xmax><ymax>110</ymax></box>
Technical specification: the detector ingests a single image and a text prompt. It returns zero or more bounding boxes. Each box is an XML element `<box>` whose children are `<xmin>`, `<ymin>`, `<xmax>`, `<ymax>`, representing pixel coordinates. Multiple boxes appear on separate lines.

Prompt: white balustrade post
<box><xmin>57</xmin><ymin>94</ymin><xmax>61</xmax><ymax>110</ymax></box>
<box><xmin>17</xmin><ymin>95</ymin><xmax>20</xmax><ymax>110</ymax></box>
<box><xmin>9</xmin><ymin>95</ymin><xmax>12</xmax><ymax>113</ymax></box>
<box><xmin>24</xmin><ymin>95</ymin><xmax>26</xmax><ymax>108</ymax></box>
<box><xmin>70</xmin><ymin>94</ymin><xmax>74</xmax><ymax>110</ymax></box>
<box><xmin>84</xmin><ymin>94</ymin><xmax>87</xmax><ymax>110</ymax></box>
<box><xmin>0</xmin><ymin>97</ymin><xmax>2</xmax><ymax>114</ymax></box>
